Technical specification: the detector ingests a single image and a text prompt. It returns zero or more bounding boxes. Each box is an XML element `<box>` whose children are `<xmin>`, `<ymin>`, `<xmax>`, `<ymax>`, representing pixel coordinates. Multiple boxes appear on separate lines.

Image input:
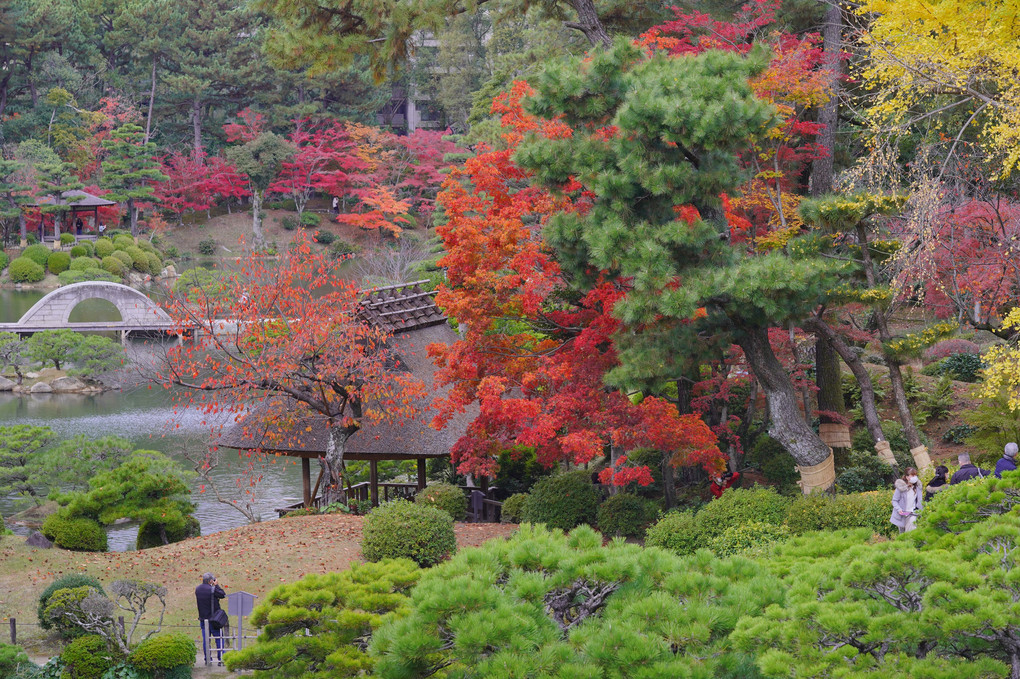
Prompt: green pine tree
<box><xmin>0</xmin><ymin>425</ymin><xmax>56</xmax><ymax>505</ymax></box>
<box><xmin>514</xmin><ymin>40</ymin><xmax>848</xmax><ymax>483</ymax></box>
<box><xmin>0</xmin><ymin>158</ymin><xmax>33</xmax><ymax>245</ymax></box>
<box><xmin>101</xmin><ymin>123</ymin><xmax>168</xmax><ymax>237</ymax></box>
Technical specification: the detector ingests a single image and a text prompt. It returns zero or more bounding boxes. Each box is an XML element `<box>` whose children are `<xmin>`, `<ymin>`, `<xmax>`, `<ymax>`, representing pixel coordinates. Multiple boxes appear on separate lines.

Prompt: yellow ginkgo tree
<box><xmin>860</xmin><ymin>0</ymin><xmax>1020</xmax><ymax>173</ymax></box>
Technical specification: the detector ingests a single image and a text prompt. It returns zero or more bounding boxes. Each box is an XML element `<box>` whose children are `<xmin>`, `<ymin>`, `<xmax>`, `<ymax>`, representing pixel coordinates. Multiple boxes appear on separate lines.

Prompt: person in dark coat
<box><xmin>196</xmin><ymin>572</ymin><xmax>226</xmax><ymax>664</ymax></box>
<box><xmin>950</xmin><ymin>453</ymin><xmax>991</xmax><ymax>485</ymax></box>
<box><xmin>995</xmin><ymin>443</ymin><xmax>1018</xmax><ymax>478</ymax></box>
<box><xmin>924</xmin><ymin>465</ymin><xmax>949</xmax><ymax>502</ymax></box>
<box><xmin>710</xmin><ymin>471</ymin><xmax>740</xmax><ymax>499</ymax></box>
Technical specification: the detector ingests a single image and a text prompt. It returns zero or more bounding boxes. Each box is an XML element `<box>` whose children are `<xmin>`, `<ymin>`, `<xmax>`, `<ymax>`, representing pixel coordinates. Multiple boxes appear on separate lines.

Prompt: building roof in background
<box><xmin>29</xmin><ymin>190</ymin><xmax>118</xmax><ymax>208</ymax></box>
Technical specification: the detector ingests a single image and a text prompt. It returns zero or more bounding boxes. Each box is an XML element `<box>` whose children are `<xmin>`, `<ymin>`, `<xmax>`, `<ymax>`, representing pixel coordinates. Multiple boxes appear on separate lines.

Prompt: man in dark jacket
<box><xmin>196</xmin><ymin>572</ymin><xmax>226</xmax><ymax>664</ymax></box>
<box><xmin>995</xmin><ymin>443</ymin><xmax>1018</xmax><ymax>478</ymax></box>
<box><xmin>950</xmin><ymin>453</ymin><xmax>991</xmax><ymax>485</ymax></box>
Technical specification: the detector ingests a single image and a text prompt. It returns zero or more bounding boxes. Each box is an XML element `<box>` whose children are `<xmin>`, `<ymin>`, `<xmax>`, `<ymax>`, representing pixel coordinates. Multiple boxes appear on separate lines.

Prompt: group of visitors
<box><xmin>890</xmin><ymin>443</ymin><xmax>1018</xmax><ymax>533</ymax></box>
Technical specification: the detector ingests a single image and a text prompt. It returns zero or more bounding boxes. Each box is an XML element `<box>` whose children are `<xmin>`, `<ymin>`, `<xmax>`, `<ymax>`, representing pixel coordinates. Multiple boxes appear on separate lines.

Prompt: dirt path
<box><xmin>0</xmin><ymin>515</ymin><xmax>515</xmax><ymax>656</ymax></box>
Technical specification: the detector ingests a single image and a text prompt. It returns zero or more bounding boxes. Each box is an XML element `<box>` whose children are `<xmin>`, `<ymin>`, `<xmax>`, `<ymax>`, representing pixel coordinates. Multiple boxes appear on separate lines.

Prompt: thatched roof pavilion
<box><xmin>28</xmin><ymin>190</ymin><xmax>118</xmax><ymax>242</ymax></box>
<box><xmin>215</xmin><ymin>280</ymin><xmax>475</xmax><ymax>508</ymax></box>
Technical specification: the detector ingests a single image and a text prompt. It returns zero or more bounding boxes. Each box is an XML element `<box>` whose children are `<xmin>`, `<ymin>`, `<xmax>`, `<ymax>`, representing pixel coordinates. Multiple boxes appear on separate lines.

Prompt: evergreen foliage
<box><xmin>694</xmin><ymin>487</ymin><xmax>791</xmax><ymax>539</ymax></box>
<box><xmin>127</xmin><ymin>632</ymin><xmax>195</xmax><ymax>675</ymax></box>
<box><xmin>361</xmin><ymin>500</ymin><xmax>457</xmax><ymax>567</ymax></box>
<box><xmin>38</xmin><ymin>574</ymin><xmax>106</xmax><ymax>631</ymax></box>
<box><xmin>9</xmin><ymin>256</ymin><xmax>45</xmax><ymax>282</ymax></box>
<box><xmin>46</xmin><ymin>251</ymin><xmax>70</xmax><ymax>273</ymax></box>
<box><xmin>225</xmin><ymin>559</ymin><xmax>420</xmax><ymax>677</ymax></box>
<box><xmin>0</xmin><ymin>643</ymin><xmax>32</xmax><ymax>679</ymax></box>
<box><xmin>499</xmin><ymin>493</ymin><xmax>528</xmax><ymax>524</ymax></box>
<box><xmin>41</xmin><ymin>515</ymin><xmax>108</xmax><ymax>552</ymax></box>
<box><xmin>60</xmin><ymin>634</ymin><xmax>119</xmax><ymax>679</ymax></box>
<box><xmin>22</xmin><ymin>244</ymin><xmax>53</xmax><ymax>266</ymax></box>
<box><xmin>595</xmin><ymin>492</ymin><xmax>654</xmax><ymax>537</ymax></box>
<box><xmin>370</xmin><ymin>524</ymin><xmax>778</xmax><ymax>678</ymax></box>
<box><xmin>0</xmin><ymin>424</ymin><xmax>56</xmax><ymax>503</ymax></box>
<box><xmin>413</xmin><ymin>482</ymin><xmax>467</xmax><ymax>520</ymax></box>
<box><xmin>783</xmin><ymin>492</ymin><xmax>892</xmax><ymax>536</ymax></box>
<box><xmin>520</xmin><ymin>470</ymin><xmax>601</xmax><ymax>531</ymax></box>
<box><xmin>101</xmin><ymin>124</ymin><xmax>168</xmax><ymax>237</ymax></box>
<box><xmin>644</xmin><ymin>510</ymin><xmax>701</xmax><ymax>556</ymax></box>
<box><xmin>709</xmin><ymin>520</ymin><xmax>792</xmax><ymax>557</ymax></box>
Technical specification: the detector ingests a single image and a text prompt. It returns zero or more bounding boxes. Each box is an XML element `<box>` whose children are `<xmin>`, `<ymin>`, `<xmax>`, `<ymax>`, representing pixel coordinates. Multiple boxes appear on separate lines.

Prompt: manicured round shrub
<box><xmin>41</xmin><ymin>515</ymin><xmax>108</xmax><ymax>552</ymax></box>
<box><xmin>145</xmin><ymin>252</ymin><xmax>163</xmax><ymax>275</ymax></box>
<box><xmin>136</xmin><ymin>515</ymin><xmax>200</xmax><ymax>550</ymax></box>
<box><xmin>113</xmin><ymin>235</ymin><xmax>135</xmax><ymax>250</ymax></box>
<box><xmin>60</xmin><ymin>634</ymin><xmax>118</xmax><ymax>679</ymax></box>
<box><xmin>709</xmin><ymin>520</ymin><xmax>792</xmax><ymax>557</ymax></box>
<box><xmin>94</xmin><ymin>237</ymin><xmax>114</xmax><ymax>257</ymax></box>
<box><xmin>21</xmin><ymin>243</ymin><xmax>51</xmax><ymax>266</ymax></box>
<box><xmin>69</xmin><ymin>256</ymin><xmax>99</xmax><ymax>271</ymax></box>
<box><xmin>136</xmin><ymin>240</ymin><xmax>155</xmax><ymax>254</ymax></box>
<box><xmin>694</xmin><ymin>487</ymin><xmax>792</xmax><ymax>539</ymax></box>
<box><xmin>101</xmin><ymin>256</ymin><xmax>126</xmax><ymax>276</ymax></box>
<box><xmin>520</xmin><ymin>470</ymin><xmax>601</xmax><ymax>532</ymax></box>
<box><xmin>9</xmin><ymin>256</ymin><xmax>45</xmax><ymax>282</ymax></box>
<box><xmin>500</xmin><ymin>493</ymin><xmax>528</xmax><ymax>524</ymax></box>
<box><xmin>128</xmin><ymin>632</ymin><xmax>195</xmax><ymax>676</ymax></box>
<box><xmin>70</xmin><ymin>244</ymin><xmax>89</xmax><ymax>258</ymax></box>
<box><xmin>596</xmin><ymin>493</ymin><xmax>654</xmax><ymax>537</ymax></box>
<box><xmin>47</xmin><ymin>251</ymin><xmax>71</xmax><ymax>274</ymax></box>
<box><xmin>645</xmin><ymin>510</ymin><xmax>701</xmax><ymax>556</ymax></box>
<box><xmin>301</xmin><ymin>211</ymin><xmax>322</xmax><ymax>227</ymax></box>
<box><xmin>59</xmin><ymin>232</ymin><xmax>75</xmax><ymax>246</ymax></box>
<box><xmin>0</xmin><ymin>252</ymin><xmax>8</xmax><ymax>272</ymax></box>
<box><xmin>361</xmin><ymin>499</ymin><xmax>456</xmax><ymax>567</ymax></box>
<box><xmin>37</xmin><ymin>574</ymin><xmax>105</xmax><ymax>630</ymax></box>
<box><xmin>112</xmin><ymin>250</ymin><xmax>133</xmax><ymax>267</ymax></box>
<box><xmin>313</xmin><ymin>229</ymin><xmax>336</xmax><ymax>245</ymax></box>
<box><xmin>784</xmin><ymin>491</ymin><xmax>892</xmax><ymax>536</ymax></box>
<box><xmin>124</xmin><ymin>245</ymin><xmax>148</xmax><ymax>272</ymax></box>
<box><xmin>25</xmin><ymin>233</ymin><xmax>37</xmax><ymax>244</ymax></box>
<box><xmin>197</xmin><ymin>238</ymin><xmax>216</xmax><ymax>255</ymax></box>
<box><xmin>79</xmin><ymin>241</ymin><xmax>94</xmax><ymax>256</ymax></box>
<box><xmin>414</xmin><ymin>483</ymin><xmax>467</xmax><ymax>520</ymax></box>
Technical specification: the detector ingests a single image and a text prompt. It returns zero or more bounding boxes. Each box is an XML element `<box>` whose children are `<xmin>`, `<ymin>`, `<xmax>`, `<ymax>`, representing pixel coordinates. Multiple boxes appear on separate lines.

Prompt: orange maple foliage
<box><xmin>156</xmin><ymin>234</ymin><xmax>425</xmax><ymax>501</ymax></box>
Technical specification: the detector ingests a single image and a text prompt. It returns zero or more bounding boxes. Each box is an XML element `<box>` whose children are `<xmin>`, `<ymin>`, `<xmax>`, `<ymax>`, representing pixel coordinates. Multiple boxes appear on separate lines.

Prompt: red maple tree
<box><xmin>156</xmin><ymin>234</ymin><xmax>425</xmax><ymax>501</ymax></box>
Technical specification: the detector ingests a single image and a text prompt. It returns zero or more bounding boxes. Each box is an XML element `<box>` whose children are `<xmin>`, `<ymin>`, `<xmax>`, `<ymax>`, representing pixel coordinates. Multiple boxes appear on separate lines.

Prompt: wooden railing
<box><xmin>275</xmin><ymin>483</ymin><xmax>504</xmax><ymax>522</ymax></box>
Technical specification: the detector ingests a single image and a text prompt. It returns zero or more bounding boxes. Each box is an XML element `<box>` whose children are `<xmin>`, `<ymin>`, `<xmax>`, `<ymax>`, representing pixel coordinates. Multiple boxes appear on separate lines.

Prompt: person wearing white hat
<box><xmin>995</xmin><ymin>442</ymin><xmax>1019</xmax><ymax>478</ymax></box>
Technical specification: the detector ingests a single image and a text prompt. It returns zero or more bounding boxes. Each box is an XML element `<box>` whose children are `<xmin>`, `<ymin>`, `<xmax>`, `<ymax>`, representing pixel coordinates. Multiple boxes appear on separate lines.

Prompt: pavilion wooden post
<box><xmin>302</xmin><ymin>458</ymin><xmax>311</xmax><ymax>508</ymax></box>
<box><xmin>369</xmin><ymin>460</ymin><xmax>379</xmax><ymax>506</ymax></box>
<box><xmin>417</xmin><ymin>459</ymin><xmax>427</xmax><ymax>491</ymax></box>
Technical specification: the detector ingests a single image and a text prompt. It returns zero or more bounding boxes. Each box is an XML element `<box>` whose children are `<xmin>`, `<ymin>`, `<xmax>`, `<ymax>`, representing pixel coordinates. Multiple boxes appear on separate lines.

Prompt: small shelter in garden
<box><xmin>28</xmin><ymin>190</ymin><xmax>118</xmax><ymax>243</ymax></box>
<box><xmin>215</xmin><ymin>280</ymin><xmax>476</xmax><ymax>509</ymax></box>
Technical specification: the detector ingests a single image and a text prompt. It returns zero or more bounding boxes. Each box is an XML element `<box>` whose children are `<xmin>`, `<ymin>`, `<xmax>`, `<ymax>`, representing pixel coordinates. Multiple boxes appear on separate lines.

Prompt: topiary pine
<box><xmin>225</xmin><ymin>559</ymin><xmax>420</xmax><ymax>678</ymax></box>
<box><xmin>101</xmin><ymin>124</ymin><xmax>168</xmax><ymax>237</ymax></box>
<box><xmin>38</xmin><ymin>574</ymin><xmax>106</xmax><ymax>632</ymax></box>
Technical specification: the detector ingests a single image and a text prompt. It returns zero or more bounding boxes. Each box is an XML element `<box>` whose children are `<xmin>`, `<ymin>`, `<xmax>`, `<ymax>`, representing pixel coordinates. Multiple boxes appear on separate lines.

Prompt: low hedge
<box><xmin>596</xmin><ymin>492</ymin><xmax>655</xmax><ymax>537</ymax></box>
<box><xmin>694</xmin><ymin>487</ymin><xmax>791</xmax><ymax>539</ymax></box>
<box><xmin>129</xmin><ymin>632</ymin><xmax>196</xmax><ymax>676</ymax></box>
<box><xmin>783</xmin><ymin>491</ymin><xmax>892</xmax><ymax>536</ymax></box>
<box><xmin>47</xmin><ymin>251</ymin><xmax>71</xmax><ymax>274</ymax></box>
<box><xmin>645</xmin><ymin>510</ymin><xmax>701</xmax><ymax>556</ymax></box>
<box><xmin>709</xmin><ymin>520</ymin><xmax>792</xmax><ymax>557</ymax></box>
<box><xmin>69</xmin><ymin>256</ymin><xmax>100</xmax><ymax>271</ymax></box>
<box><xmin>41</xmin><ymin>515</ymin><xmax>108</xmax><ymax>552</ymax></box>
<box><xmin>414</xmin><ymin>483</ymin><xmax>467</xmax><ymax>521</ymax></box>
<box><xmin>520</xmin><ymin>470</ymin><xmax>600</xmax><ymax>532</ymax></box>
<box><xmin>58</xmin><ymin>268</ymin><xmax>121</xmax><ymax>285</ymax></box>
<box><xmin>361</xmin><ymin>500</ymin><xmax>456</xmax><ymax>567</ymax></box>
<box><xmin>8</xmin><ymin>257</ymin><xmax>44</xmax><ymax>282</ymax></box>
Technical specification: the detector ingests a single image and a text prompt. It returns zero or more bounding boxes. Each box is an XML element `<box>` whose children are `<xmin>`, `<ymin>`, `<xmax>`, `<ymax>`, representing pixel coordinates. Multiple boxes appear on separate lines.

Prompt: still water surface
<box><xmin>0</xmin><ymin>287</ymin><xmax>304</xmax><ymax>551</ymax></box>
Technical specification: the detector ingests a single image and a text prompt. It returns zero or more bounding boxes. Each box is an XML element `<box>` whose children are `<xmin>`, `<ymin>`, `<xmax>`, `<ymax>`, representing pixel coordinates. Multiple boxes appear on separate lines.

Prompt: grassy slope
<box><xmin>0</xmin><ymin>514</ymin><xmax>515</xmax><ymax>655</ymax></box>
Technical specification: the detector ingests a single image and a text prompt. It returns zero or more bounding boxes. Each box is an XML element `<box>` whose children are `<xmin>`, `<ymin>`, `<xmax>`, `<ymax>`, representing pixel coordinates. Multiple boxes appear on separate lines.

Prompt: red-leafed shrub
<box><xmin>924</xmin><ymin>339</ymin><xmax>980</xmax><ymax>363</ymax></box>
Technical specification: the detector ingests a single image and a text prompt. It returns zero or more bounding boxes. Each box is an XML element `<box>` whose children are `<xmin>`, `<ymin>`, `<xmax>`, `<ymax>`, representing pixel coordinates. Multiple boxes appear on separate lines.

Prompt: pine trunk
<box><xmin>128</xmin><ymin>197</ymin><xmax>137</xmax><ymax>237</ymax></box>
<box><xmin>810</xmin><ymin>1</ymin><xmax>841</xmax><ymax>196</ymax></box>
<box><xmin>738</xmin><ymin>326</ymin><xmax>834</xmax><ymax>492</ymax></box>
<box><xmin>144</xmin><ymin>60</ymin><xmax>157</xmax><ymax>145</ymax></box>
<box><xmin>567</xmin><ymin>0</ymin><xmax>612</xmax><ymax>47</ymax></box>
<box><xmin>192</xmin><ymin>97</ymin><xmax>202</xmax><ymax>157</ymax></box>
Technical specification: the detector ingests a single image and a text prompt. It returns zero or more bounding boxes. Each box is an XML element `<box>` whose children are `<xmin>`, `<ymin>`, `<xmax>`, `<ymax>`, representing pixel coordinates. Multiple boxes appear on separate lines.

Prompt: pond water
<box><xmin>0</xmin><ymin>287</ymin><xmax>305</xmax><ymax>551</ymax></box>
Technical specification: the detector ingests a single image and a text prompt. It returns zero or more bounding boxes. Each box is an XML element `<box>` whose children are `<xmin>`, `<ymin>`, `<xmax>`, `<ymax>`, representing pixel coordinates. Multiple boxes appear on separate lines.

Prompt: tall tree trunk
<box><xmin>855</xmin><ymin>224</ymin><xmax>928</xmax><ymax>466</ymax></box>
<box><xmin>128</xmin><ymin>197</ymin><xmax>137</xmax><ymax>237</ymax></box>
<box><xmin>815</xmin><ymin>334</ymin><xmax>851</xmax><ymax>454</ymax></box>
<box><xmin>806</xmin><ymin>317</ymin><xmax>893</xmax><ymax>463</ymax></box>
<box><xmin>0</xmin><ymin>69</ymin><xmax>12</xmax><ymax>118</ymax></box>
<box><xmin>251</xmin><ymin>189</ymin><xmax>264</xmax><ymax>247</ymax></box>
<box><xmin>810</xmin><ymin>1</ymin><xmax>842</xmax><ymax>196</ymax></box>
<box><xmin>566</xmin><ymin>0</ymin><xmax>612</xmax><ymax>48</ymax></box>
<box><xmin>144</xmin><ymin>60</ymin><xmax>157</xmax><ymax>145</ymax></box>
<box><xmin>738</xmin><ymin>325</ymin><xmax>834</xmax><ymax>492</ymax></box>
<box><xmin>192</xmin><ymin>96</ymin><xmax>202</xmax><ymax>157</ymax></box>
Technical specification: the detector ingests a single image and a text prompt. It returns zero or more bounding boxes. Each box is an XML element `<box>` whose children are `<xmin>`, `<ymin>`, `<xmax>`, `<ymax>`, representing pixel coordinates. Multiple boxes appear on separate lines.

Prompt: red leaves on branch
<box><xmin>430</xmin><ymin>84</ymin><xmax>724</xmax><ymax>479</ymax></box>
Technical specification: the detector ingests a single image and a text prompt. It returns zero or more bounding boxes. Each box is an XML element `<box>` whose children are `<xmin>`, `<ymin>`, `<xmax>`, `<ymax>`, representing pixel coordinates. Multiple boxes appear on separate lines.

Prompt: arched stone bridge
<box><xmin>0</xmin><ymin>282</ymin><xmax>176</xmax><ymax>339</ymax></box>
